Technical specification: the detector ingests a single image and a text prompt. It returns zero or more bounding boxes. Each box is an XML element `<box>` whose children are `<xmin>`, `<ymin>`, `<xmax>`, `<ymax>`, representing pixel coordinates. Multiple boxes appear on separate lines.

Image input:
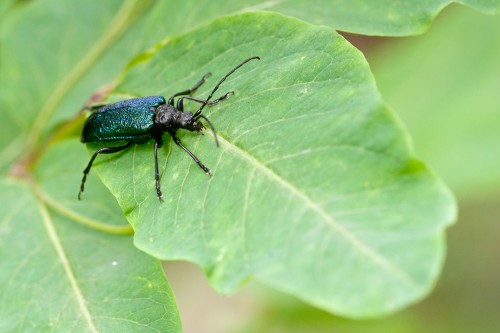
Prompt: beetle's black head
<box><xmin>155</xmin><ymin>104</ymin><xmax>219</xmax><ymax>147</ymax></box>
<box><xmin>155</xmin><ymin>104</ymin><xmax>204</xmax><ymax>132</ymax></box>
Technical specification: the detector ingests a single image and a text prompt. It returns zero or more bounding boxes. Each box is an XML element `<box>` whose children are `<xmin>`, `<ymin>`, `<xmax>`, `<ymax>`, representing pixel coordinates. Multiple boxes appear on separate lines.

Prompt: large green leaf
<box><xmin>0</xmin><ymin>179</ymin><xmax>181</xmax><ymax>332</ymax></box>
<box><xmin>86</xmin><ymin>12</ymin><xmax>456</xmax><ymax>318</ymax></box>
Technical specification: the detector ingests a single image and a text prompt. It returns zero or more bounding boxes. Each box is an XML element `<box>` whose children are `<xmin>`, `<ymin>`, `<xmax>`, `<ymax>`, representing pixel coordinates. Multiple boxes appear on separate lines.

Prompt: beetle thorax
<box><xmin>155</xmin><ymin>104</ymin><xmax>203</xmax><ymax>132</ymax></box>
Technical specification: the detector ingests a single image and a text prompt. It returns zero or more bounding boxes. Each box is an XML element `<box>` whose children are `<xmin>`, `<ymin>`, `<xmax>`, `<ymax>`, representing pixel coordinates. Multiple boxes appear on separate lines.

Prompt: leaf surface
<box><xmin>0</xmin><ymin>178</ymin><xmax>181</xmax><ymax>332</ymax></box>
<box><xmin>91</xmin><ymin>12</ymin><xmax>456</xmax><ymax>317</ymax></box>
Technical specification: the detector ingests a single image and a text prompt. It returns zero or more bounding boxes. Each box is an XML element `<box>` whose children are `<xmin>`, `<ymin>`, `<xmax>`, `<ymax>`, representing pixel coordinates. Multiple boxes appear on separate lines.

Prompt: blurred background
<box><xmin>164</xmin><ymin>5</ymin><xmax>500</xmax><ymax>333</ymax></box>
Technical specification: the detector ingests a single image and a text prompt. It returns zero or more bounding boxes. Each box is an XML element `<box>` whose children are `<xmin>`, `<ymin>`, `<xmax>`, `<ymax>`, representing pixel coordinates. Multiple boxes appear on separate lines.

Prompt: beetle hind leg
<box><xmin>154</xmin><ymin>138</ymin><xmax>164</xmax><ymax>201</ymax></box>
<box><xmin>78</xmin><ymin>142</ymin><xmax>133</xmax><ymax>200</ymax></box>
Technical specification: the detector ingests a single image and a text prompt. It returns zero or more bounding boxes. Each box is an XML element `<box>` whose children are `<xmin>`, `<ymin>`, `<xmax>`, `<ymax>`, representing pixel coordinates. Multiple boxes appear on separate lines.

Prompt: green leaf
<box><xmin>36</xmin><ymin>138</ymin><xmax>133</xmax><ymax>234</ymax></box>
<box><xmin>0</xmin><ymin>0</ymin><xmax>14</xmax><ymax>19</ymax></box>
<box><xmin>0</xmin><ymin>179</ymin><xmax>181</xmax><ymax>332</ymax></box>
<box><xmin>90</xmin><ymin>12</ymin><xmax>456</xmax><ymax>318</ymax></box>
<box><xmin>372</xmin><ymin>6</ymin><xmax>500</xmax><ymax>198</ymax></box>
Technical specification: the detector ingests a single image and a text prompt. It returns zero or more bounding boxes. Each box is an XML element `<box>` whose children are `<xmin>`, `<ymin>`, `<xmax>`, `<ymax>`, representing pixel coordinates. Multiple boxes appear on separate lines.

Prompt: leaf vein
<box><xmin>36</xmin><ymin>202</ymin><xmax>98</xmax><ymax>333</ymax></box>
<box><xmin>241</xmin><ymin>167</ymin><xmax>256</xmax><ymax>271</ymax></box>
<box><xmin>219</xmin><ymin>136</ymin><xmax>419</xmax><ymax>288</ymax></box>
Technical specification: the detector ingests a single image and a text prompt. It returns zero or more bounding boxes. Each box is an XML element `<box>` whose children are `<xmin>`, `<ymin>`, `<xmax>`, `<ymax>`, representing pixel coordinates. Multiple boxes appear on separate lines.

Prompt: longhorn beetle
<box><xmin>79</xmin><ymin>56</ymin><xmax>260</xmax><ymax>201</ymax></box>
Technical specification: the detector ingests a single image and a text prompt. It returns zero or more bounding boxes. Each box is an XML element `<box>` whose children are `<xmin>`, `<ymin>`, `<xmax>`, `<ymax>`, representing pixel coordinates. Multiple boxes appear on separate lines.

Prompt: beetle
<box><xmin>79</xmin><ymin>56</ymin><xmax>260</xmax><ymax>201</ymax></box>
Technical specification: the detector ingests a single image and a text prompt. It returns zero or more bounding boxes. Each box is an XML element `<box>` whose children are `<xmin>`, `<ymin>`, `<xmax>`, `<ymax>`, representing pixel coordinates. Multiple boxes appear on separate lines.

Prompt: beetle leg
<box><xmin>78</xmin><ymin>142</ymin><xmax>133</xmax><ymax>200</ymax></box>
<box><xmin>171</xmin><ymin>134</ymin><xmax>212</xmax><ymax>176</ymax></box>
<box><xmin>167</xmin><ymin>72</ymin><xmax>212</xmax><ymax>105</ymax></box>
<box><xmin>176</xmin><ymin>91</ymin><xmax>234</xmax><ymax>111</ymax></box>
<box><xmin>154</xmin><ymin>138</ymin><xmax>163</xmax><ymax>201</ymax></box>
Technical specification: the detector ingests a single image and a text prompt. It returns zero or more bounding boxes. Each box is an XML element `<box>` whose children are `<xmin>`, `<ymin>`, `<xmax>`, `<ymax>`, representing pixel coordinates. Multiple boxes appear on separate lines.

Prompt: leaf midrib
<box><xmin>36</xmin><ymin>201</ymin><xmax>98</xmax><ymax>332</ymax></box>
<box><xmin>217</xmin><ymin>134</ymin><xmax>420</xmax><ymax>289</ymax></box>
<box><xmin>26</xmin><ymin>0</ymin><xmax>141</xmax><ymax>150</ymax></box>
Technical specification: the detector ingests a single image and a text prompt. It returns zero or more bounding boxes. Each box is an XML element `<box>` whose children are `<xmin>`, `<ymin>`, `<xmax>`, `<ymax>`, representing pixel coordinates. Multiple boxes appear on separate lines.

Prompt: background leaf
<box><xmin>90</xmin><ymin>12</ymin><xmax>456</xmax><ymax>318</ymax></box>
<box><xmin>372</xmin><ymin>5</ymin><xmax>500</xmax><ymax>199</ymax></box>
<box><xmin>0</xmin><ymin>179</ymin><xmax>181</xmax><ymax>332</ymax></box>
<box><xmin>128</xmin><ymin>0</ymin><xmax>500</xmax><ymax>38</ymax></box>
<box><xmin>0</xmin><ymin>0</ymin><xmax>15</xmax><ymax>19</ymax></box>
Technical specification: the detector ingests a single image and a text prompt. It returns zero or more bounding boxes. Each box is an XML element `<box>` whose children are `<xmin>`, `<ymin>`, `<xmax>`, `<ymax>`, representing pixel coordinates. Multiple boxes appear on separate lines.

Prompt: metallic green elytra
<box><xmin>78</xmin><ymin>56</ymin><xmax>260</xmax><ymax>202</ymax></box>
<box><xmin>81</xmin><ymin>96</ymin><xmax>165</xmax><ymax>142</ymax></box>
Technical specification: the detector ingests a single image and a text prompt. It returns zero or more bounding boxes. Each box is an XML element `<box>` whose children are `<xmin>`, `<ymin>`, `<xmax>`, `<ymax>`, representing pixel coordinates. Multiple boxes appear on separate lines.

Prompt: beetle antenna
<box><xmin>198</xmin><ymin>114</ymin><xmax>219</xmax><ymax>147</ymax></box>
<box><xmin>193</xmin><ymin>56</ymin><xmax>260</xmax><ymax>119</ymax></box>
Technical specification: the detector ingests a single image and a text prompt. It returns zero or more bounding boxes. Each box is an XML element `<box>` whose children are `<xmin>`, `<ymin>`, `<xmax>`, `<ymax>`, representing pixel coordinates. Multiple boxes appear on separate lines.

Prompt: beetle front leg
<box><xmin>171</xmin><ymin>135</ymin><xmax>212</xmax><ymax>176</ymax></box>
<box><xmin>167</xmin><ymin>72</ymin><xmax>212</xmax><ymax>105</ymax></box>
